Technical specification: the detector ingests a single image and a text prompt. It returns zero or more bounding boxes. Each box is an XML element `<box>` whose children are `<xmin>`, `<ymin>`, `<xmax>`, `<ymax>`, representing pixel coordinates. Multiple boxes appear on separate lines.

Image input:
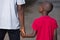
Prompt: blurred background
<box><xmin>4</xmin><ymin>0</ymin><xmax>60</xmax><ymax>40</ymax></box>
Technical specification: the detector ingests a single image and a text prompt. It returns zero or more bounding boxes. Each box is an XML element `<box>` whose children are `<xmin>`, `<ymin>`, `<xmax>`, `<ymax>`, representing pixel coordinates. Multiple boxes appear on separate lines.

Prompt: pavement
<box><xmin>4</xmin><ymin>0</ymin><xmax>60</xmax><ymax>40</ymax></box>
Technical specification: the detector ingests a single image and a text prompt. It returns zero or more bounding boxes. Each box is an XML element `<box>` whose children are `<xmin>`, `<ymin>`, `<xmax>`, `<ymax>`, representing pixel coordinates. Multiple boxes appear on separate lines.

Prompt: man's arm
<box><xmin>54</xmin><ymin>29</ymin><xmax>57</xmax><ymax>40</ymax></box>
<box><xmin>17</xmin><ymin>5</ymin><xmax>25</xmax><ymax>35</ymax></box>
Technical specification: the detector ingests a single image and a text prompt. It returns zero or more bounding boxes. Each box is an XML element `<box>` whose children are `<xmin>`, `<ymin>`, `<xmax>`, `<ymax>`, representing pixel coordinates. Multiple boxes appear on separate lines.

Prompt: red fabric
<box><xmin>32</xmin><ymin>16</ymin><xmax>58</xmax><ymax>40</ymax></box>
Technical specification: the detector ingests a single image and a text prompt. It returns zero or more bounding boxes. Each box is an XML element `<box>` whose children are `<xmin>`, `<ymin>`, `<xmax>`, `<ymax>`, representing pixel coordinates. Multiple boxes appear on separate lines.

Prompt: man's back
<box><xmin>0</xmin><ymin>0</ymin><xmax>25</xmax><ymax>29</ymax></box>
<box><xmin>0</xmin><ymin>0</ymin><xmax>25</xmax><ymax>40</ymax></box>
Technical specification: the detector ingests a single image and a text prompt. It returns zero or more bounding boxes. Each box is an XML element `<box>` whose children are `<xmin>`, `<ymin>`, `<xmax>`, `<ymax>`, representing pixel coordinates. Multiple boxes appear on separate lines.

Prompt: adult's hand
<box><xmin>20</xmin><ymin>26</ymin><xmax>26</xmax><ymax>36</ymax></box>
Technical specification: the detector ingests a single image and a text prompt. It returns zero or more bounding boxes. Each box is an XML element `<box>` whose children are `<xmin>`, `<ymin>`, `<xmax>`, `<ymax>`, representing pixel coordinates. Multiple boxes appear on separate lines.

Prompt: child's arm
<box><xmin>25</xmin><ymin>30</ymin><xmax>36</xmax><ymax>38</ymax></box>
<box><xmin>54</xmin><ymin>29</ymin><xmax>57</xmax><ymax>40</ymax></box>
<box><xmin>20</xmin><ymin>29</ymin><xmax>36</xmax><ymax>38</ymax></box>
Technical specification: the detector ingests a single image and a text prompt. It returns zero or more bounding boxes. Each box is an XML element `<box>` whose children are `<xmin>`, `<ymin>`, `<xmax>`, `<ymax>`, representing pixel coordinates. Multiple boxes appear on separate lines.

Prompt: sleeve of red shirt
<box><xmin>32</xmin><ymin>19</ymin><xmax>38</xmax><ymax>31</ymax></box>
<box><xmin>52</xmin><ymin>20</ymin><xmax>58</xmax><ymax>29</ymax></box>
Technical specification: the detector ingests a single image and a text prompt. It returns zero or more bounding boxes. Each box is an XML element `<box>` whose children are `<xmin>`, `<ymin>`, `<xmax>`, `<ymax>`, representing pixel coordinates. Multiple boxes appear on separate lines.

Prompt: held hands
<box><xmin>20</xmin><ymin>27</ymin><xmax>26</xmax><ymax>37</ymax></box>
<box><xmin>20</xmin><ymin>27</ymin><xmax>35</xmax><ymax>38</ymax></box>
<box><xmin>20</xmin><ymin>27</ymin><xmax>32</xmax><ymax>38</ymax></box>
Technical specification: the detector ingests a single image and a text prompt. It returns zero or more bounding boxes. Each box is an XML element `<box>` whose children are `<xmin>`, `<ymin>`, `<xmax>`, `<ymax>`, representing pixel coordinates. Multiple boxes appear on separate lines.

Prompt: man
<box><xmin>0</xmin><ymin>0</ymin><xmax>25</xmax><ymax>40</ymax></box>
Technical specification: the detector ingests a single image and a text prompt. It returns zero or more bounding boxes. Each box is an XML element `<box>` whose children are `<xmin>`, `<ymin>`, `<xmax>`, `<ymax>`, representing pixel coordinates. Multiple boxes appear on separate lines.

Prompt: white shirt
<box><xmin>0</xmin><ymin>0</ymin><xmax>25</xmax><ymax>29</ymax></box>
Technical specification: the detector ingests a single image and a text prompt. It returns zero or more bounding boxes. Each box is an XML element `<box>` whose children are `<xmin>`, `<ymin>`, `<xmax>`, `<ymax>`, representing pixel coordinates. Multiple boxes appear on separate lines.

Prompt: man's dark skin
<box><xmin>17</xmin><ymin>5</ymin><xmax>25</xmax><ymax>35</ymax></box>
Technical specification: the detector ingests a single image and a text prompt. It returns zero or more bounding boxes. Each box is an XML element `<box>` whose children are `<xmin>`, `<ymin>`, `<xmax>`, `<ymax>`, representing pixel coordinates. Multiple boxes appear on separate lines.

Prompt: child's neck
<box><xmin>42</xmin><ymin>11</ymin><xmax>48</xmax><ymax>16</ymax></box>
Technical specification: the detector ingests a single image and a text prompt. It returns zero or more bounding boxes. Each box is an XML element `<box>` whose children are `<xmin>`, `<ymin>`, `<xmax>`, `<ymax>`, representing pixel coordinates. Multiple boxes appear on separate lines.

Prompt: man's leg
<box><xmin>8</xmin><ymin>29</ymin><xmax>20</xmax><ymax>40</ymax></box>
<box><xmin>0</xmin><ymin>29</ymin><xmax>6</xmax><ymax>40</ymax></box>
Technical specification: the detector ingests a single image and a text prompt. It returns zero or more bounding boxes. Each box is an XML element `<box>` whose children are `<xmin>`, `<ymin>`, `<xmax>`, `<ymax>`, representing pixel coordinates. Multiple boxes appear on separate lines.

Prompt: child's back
<box><xmin>32</xmin><ymin>16</ymin><xmax>58</xmax><ymax>40</ymax></box>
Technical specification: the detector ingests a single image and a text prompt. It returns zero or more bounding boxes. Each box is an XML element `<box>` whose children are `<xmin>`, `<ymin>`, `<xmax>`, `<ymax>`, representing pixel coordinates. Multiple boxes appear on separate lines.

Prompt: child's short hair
<box><xmin>41</xmin><ymin>2</ymin><xmax>53</xmax><ymax>13</ymax></box>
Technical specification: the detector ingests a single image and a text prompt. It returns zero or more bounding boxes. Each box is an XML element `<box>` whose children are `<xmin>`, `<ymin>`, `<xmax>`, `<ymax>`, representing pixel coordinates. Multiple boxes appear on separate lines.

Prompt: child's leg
<box><xmin>8</xmin><ymin>29</ymin><xmax>20</xmax><ymax>40</ymax></box>
<box><xmin>0</xmin><ymin>29</ymin><xmax>6</xmax><ymax>40</ymax></box>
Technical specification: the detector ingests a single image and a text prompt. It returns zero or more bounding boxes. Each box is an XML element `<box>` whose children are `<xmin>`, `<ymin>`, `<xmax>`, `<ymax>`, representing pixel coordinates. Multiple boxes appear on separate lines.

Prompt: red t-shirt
<box><xmin>32</xmin><ymin>16</ymin><xmax>58</xmax><ymax>40</ymax></box>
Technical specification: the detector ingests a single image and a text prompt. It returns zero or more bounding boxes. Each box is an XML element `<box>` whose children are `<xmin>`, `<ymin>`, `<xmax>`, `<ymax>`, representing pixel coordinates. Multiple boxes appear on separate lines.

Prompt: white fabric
<box><xmin>0</xmin><ymin>0</ymin><xmax>25</xmax><ymax>29</ymax></box>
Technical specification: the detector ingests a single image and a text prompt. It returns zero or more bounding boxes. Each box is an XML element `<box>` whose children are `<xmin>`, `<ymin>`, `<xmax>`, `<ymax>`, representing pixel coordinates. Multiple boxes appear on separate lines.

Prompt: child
<box><xmin>21</xmin><ymin>2</ymin><xmax>58</xmax><ymax>40</ymax></box>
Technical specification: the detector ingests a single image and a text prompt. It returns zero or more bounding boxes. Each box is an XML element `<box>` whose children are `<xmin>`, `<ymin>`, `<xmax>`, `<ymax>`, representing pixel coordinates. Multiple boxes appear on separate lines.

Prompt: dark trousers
<box><xmin>0</xmin><ymin>29</ymin><xmax>20</xmax><ymax>40</ymax></box>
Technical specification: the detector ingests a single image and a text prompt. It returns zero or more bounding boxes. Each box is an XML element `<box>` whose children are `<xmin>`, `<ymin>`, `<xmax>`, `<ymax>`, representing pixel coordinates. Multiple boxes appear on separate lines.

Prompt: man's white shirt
<box><xmin>0</xmin><ymin>0</ymin><xmax>25</xmax><ymax>29</ymax></box>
